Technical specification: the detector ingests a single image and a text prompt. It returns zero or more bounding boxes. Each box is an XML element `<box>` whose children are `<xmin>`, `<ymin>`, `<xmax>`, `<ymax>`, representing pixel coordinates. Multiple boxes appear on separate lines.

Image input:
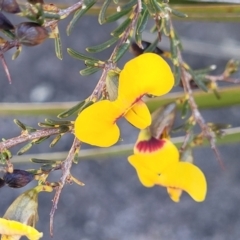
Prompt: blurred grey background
<box><xmin>0</xmin><ymin>1</ymin><xmax>240</xmax><ymax>240</ymax></box>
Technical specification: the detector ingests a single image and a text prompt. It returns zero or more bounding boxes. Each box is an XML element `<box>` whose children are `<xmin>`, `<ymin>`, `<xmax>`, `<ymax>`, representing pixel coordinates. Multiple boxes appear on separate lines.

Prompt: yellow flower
<box><xmin>0</xmin><ymin>218</ymin><xmax>42</xmax><ymax>240</ymax></box>
<box><xmin>128</xmin><ymin>129</ymin><xmax>207</xmax><ymax>202</ymax></box>
<box><xmin>75</xmin><ymin>53</ymin><xmax>174</xmax><ymax>147</ymax></box>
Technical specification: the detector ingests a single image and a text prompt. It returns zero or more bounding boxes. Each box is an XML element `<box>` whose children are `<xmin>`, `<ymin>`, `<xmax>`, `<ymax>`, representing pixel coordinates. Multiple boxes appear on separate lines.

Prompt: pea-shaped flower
<box><xmin>128</xmin><ymin>128</ymin><xmax>207</xmax><ymax>202</ymax></box>
<box><xmin>75</xmin><ymin>53</ymin><xmax>174</xmax><ymax>147</ymax></box>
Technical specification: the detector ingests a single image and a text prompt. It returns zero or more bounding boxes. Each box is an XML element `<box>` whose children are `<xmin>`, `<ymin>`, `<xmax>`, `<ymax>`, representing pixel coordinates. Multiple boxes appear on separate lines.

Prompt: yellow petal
<box><xmin>118</xmin><ymin>53</ymin><xmax>174</xmax><ymax>103</ymax></box>
<box><xmin>167</xmin><ymin>187</ymin><xmax>183</xmax><ymax>203</ymax></box>
<box><xmin>134</xmin><ymin>138</ymin><xmax>179</xmax><ymax>171</ymax></box>
<box><xmin>124</xmin><ymin>100</ymin><xmax>151</xmax><ymax>129</ymax></box>
<box><xmin>0</xmin><ymin>218</ymin><xmax>42</xmax><ymax>240</ymax></box>
<box><xmin>75</xmin><ymin>100</ymin><xmax>121</xmax><ymax>147</ymax></box>
<box><xmin>128</xmin><ymin>154</ymin><xmax>159</xmax><ymax>187</ymax></box>
<box><xmin>158</xmin><ymin>162</ymin><xmax>207</xmax><ymax>202</ymax></box>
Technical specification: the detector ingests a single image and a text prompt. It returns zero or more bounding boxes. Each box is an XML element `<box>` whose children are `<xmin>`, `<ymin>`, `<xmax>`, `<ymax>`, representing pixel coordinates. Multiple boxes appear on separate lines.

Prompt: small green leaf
<box><xmin>43</xmin><ymin>12</ymin><xmax>61</xmax><ymax>20</ymax></box>
<box><xmin>135</xmin><ymin>8</ymin><xmax>149</xmax><ymax>47</ymax></box>
<box><xmin>38</xmin><ymin>122</ymin><xmax>55</xmax><ymax>127</ymax></box>
<box><xmin>194</xmin><ymin>65</ymin><xmax>216</xmax><ymax>75</ymax></box>
<box><xmin>57</xmin><ymin>100</ymin><xmax>86</xmax><ymax>119</ymax></box>
<box><xmin>143</xmin><ymin>0</ymin><xmax>157</xmax><ymax>15</ymax></box>
<box><xmin>40</xmin><ymin>164</ymin><xmax>56</xmax><ymax>171</ymax></box>
<box><xmin>105</xmin><ymin>8</ymin><xmax>132</xmax><ymax>23</ymax></box>
<box><xmin>50</xmin><ymin>134</ymin><xmax>62</xmax><ymax>148</ymax></box>
<box><xmin>162</xmin><ymin>18</ymin><xmax>171</xmax><ymax>36</ymax></box>
<box><xmin>80</xmin><ymin>66</ymin><xmax>100</xmax><ymax>76</ymax></box>
<box><xmin>58</xmin><ymin>125</ymin><xmax>71</xmax><ymax>133</ymax></box>
<box><xmin>181</xmin><ymin>99</ymin><xmax>190</xmax><ymax>119</ymax></box>
<box><xmin>171</xmin><ymin>8</ymin><xmax>188</xmax><ymax>18</ymax></box>
<box><xmin>17</xmin><ymin>143</ymin><xmax>33</xmax><ymax>155</ymax></box>
<box><xmin>5</xmin><ymin>149</ymin><xmax>12</xmax><ymax>159</ymax></box>
<box><xmin>86</xmin><ymin>37</ymin><xmax>118</xmax><ymax>53</ymax></box>
<box><xmin>33</xmin><ymin>136</ymin><xmax>50</xmax><ymax>144</ymax></box>
<box><xmin>213</xmin><ymin>88</ymin><xmax>221</xmax><ymax>100</ymax></box>
<box><xmin>80</xmin><ymin>100</ymin><xmax>94</xmax><ymax>112</ymax></box>
<box><xmin>98</xmin><ymin>0</ymin><xmax>111</xmax><ymax>24</ymax></box>
<box><xmin>13</xmin><ymin>119</ymin><xmax>26</xmax><ymax>131</ymax></box>
<box><xmin>193</xmin><ymin>77</ymin><xmax>208</xmax><ymax>92</ymax></box>
<box><xmin>1</xmin><ymin>29</ymin><xmax>15</xmax><ymax>39</ymax></box>
<box><xmin>0</xmin><ymin>152</ymin><xmax>9</xmax><ymax>162</ymax></box>
<box><xmin>12</xmin><ymin>47</ymin><xmax>22</xmax><ymax>60</ymax></box>
<box><xmin>121</xmin><ymin>0</ymin><xmax>137</xmax><ymax>11</ymax></box>
<box><xmin>67</xmin><ymin>48</ymin><xmax>99</xmax><ymax>61</ymax></box>
<box><xmin>45</xmin><ymin>119</ymin><xmax>72</xmax><ymax>126</ymax></box>
<box><xmin>112</xmin><ymin>40</ymin><xmax>130</xmax><ymax>63</ymax></box>
<box><xmin>53</xmin><ymin>27</ymin><xmax>62</xmax><ymax>60</ymax></box>
<box><xmin>174</xmin><ymin>65</ymin><xmax>181</xmax><ymax>86</ymax></box>
<box><xmin>136</xmin><ymin>8</ymin><xmax>149</xmax><ymax>34</ymax></box>
<box><xmin>111</xmin><ymin>18</ymin><xmax>131</xmax><ymax>37</ymax></box>
<box><xmin>67</xmin><ymin>0</ymin><xmax>96</xmax><ymax>35</ymax></box>
<box><xmin>31</xmin><ymin>158</ymin><xmax>58</xmax><ymax>164</ymax></box>
<box><xmin>144</xmin><ymin>37</ymin><xmax>158</xmax><ymax>53</ymax></box>
<box><xmin>73</xmin><ymin>148</ymin><xmax>80</xmax><ymax>164</ymax></box>
<box><xmin>26</xmin><ymin>126</ymin><xmax>37</xmax><ymax>133</ymax></box>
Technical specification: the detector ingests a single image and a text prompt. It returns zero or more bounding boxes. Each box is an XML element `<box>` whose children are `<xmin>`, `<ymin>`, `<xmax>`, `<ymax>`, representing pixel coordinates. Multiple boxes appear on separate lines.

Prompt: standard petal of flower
<box><xmin>74</xmin><ymin>100</ymin><xmax>121</xmax><ymax>147</ymax></box>
<box><xmin>124</xmin><ymin>100</ymin><xmax>151</xmax><ymax>129</ymax></box>
<box><xmin>128</xmin><ymin>154</ymin><xmax>159</xmax><ymax>187</ymax></box>
<box><xmin>134</xmin><ymin>137</ymin><xmax>179</xmax><ymax>171</ymax></box>
<box><xmin>157</xmin><ymin>162</ymin><xmax>207</xmax><ymax>202</ymax></box>
<box><xmin>0</xmin><ymin>218</ymin><xmax>43</xmax><ymax>240</ymax></box>
<box><xmin>118</xmin><ymin>53</ymin><xmax>174</xmax><ymax>103</ymax></box>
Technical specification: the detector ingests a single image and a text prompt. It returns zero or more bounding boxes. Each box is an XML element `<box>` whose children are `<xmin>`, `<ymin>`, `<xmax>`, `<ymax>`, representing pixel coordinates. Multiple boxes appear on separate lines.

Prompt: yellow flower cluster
<box><xmin>128</xmin><ymin>129</ymin><xmax>207</xmax><ymax>202</ymax></box>
<box><xmin>74</xmin><ymin>52</ymin><xmax>207</xmax><ymax>202</ymax></box>
<box><xmin>75</xmin><ymin>53</ymin><xmax>174</xmax><ymax>147</ymax></box>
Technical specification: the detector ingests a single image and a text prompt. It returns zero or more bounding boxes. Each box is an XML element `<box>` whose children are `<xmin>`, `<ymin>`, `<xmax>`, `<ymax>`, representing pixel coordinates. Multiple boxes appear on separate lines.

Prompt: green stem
<box><xmin>11</xmin><ymin>127</ymin><xmax>240</xmax><ymax>163</ymax></box>
<box><xmin>56</xmin><ymin>2</ymin><xmax>240</xmax><ymax>22</ymax></box>
<box><xmin>0</xmin><ymin>86</ymin><xmax>239</xmax><ymax>116</ymax></box>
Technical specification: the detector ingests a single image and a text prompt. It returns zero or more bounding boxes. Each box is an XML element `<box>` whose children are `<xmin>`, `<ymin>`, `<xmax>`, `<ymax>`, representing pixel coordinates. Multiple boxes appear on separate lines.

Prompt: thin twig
<box><xmin>167</xmin><ymin>12</ymin><xmax>224</xmax><ymax>167</ymax></box>
<box><xmin>44</xmin><ymin>1</ymin><xmax>83</xmax><ymax>28</ymax></box>
<box><xmin>50</xmin><ymin>137</ymin><xmax>81</xmax><ymax>236</ymax></box>
<box><xmin>0</xmin><ymin>128</ymin><xmax>63</xmax><ymax>152</ymax></box>
<box><xmin>206</xmin><ymin>74</ymin><xmax>240</xmax><ymax>84</ymax></box>
<box><xmin>0</xmin><ymin>55</ymin><xmax>12</xmax><ymax>84</ymax></box>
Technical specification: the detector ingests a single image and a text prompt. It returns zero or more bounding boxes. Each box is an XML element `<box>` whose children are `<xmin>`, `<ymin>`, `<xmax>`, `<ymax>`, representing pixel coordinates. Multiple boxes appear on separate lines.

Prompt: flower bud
<box><xmin>15</xmin><ymin>22</ymin><xmax>49</xmax><ymax>46</ymax></box>
<box><xmin>0</xmin><ymin>12</ymin><xmax>14</xmax><ymax>30</ymax></box>
<box><xmin>3</xmin><ymin>169</ymin><xmax>34</xmax><ymax>188</ymax></box>
<box><xmin>0</xmin><ymin>0</ymin><xmax>21</xmax><ymax>13</ymax></box>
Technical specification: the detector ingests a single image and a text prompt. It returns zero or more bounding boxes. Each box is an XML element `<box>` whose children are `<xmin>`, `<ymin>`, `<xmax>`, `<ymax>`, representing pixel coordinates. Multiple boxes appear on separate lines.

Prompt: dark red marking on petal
<box><xmin>136</xmin><ymin>137</ymin><xmax>166</xmax><ymax>153</ymax></box>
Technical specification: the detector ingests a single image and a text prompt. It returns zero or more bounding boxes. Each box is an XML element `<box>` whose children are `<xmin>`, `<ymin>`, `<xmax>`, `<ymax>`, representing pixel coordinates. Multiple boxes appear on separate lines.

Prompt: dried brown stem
<box><xmin>167</xmin><ymin>12</ymin><xmax>224</xmax><ymax>167</ymax></box>
<box><xmin>0</xmin><ymin>54</ymin><xmax>12</xmax><ymax>84</ymax></box>
<box><xmin>0</xmin><ymin>128</ymin><xmax>62</xmax><ymax>152</ymax></box>
<box><xmin>44</xmin><ymin>1</ymin><xmax>83</xmax><ymax>28</ymax></box>
<box><xmin>50</xmin><ymin>137</ymin><xmax>81</xmax><ymax>236</ymax></box>
<box><xmin>206</xmin><ymin>74</ymin><xmax>240</xmax><ymax>84</ymax></box>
